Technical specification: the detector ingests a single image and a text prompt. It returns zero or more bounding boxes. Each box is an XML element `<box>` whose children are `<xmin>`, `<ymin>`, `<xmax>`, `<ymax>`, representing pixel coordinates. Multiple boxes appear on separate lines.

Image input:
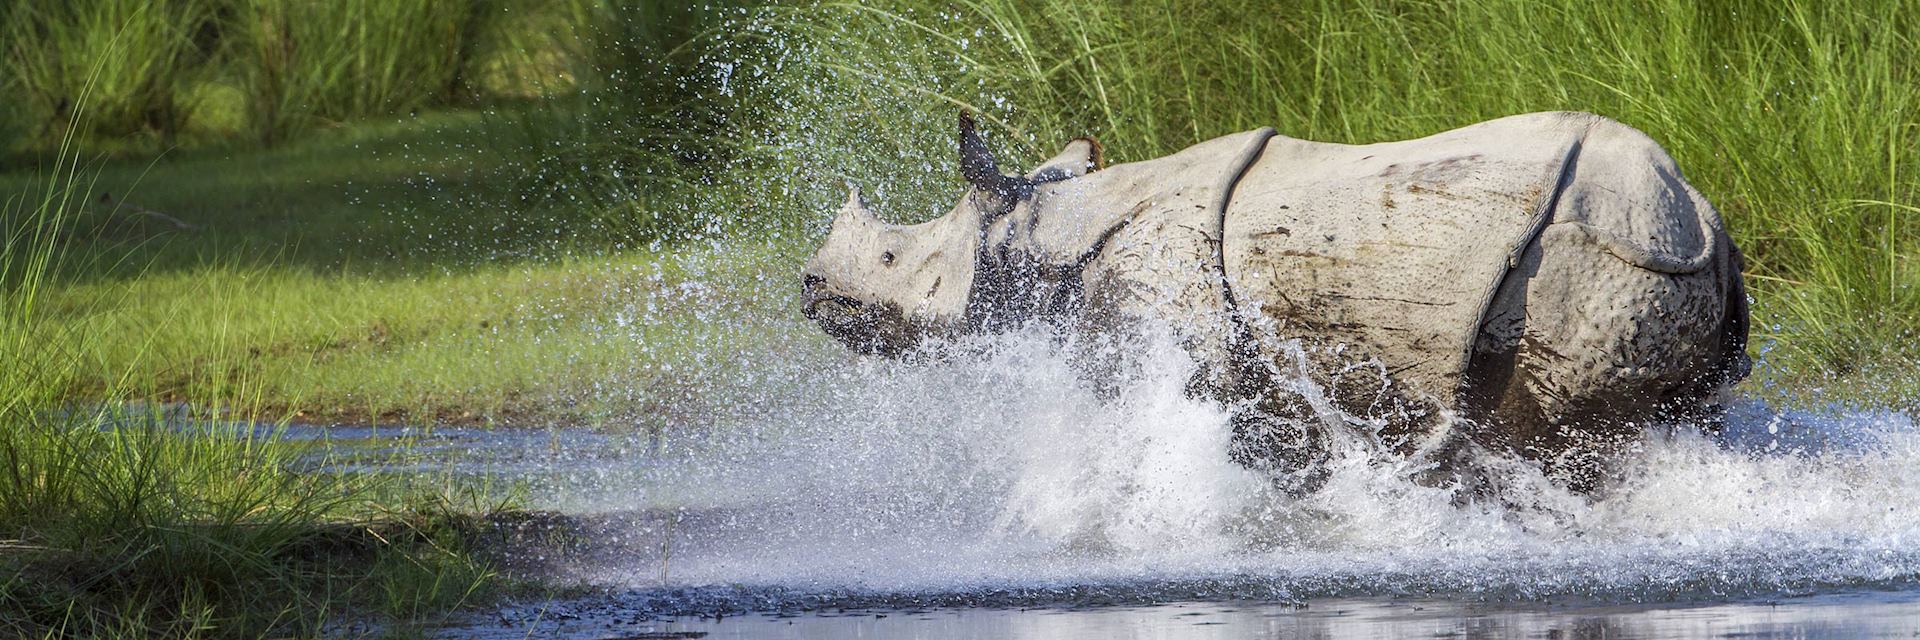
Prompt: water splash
<box><xmin>476</xmin><ymin>312</ymin><xmax>1920</xmax><ymax>613</ymax></box>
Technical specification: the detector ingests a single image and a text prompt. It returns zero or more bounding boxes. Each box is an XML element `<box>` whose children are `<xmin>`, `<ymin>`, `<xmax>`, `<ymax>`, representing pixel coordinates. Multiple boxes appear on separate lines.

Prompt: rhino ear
<box><xmin>1027</xmin><ymin>137</ymin><xmax>1103</xmax><ymax>183</ymax></box>
<box><xmin>958</xmin><ymin>110</ymin><xmax>1032</xmax><ymax>199</ymax></box>
<box><xmin>836</xmin><ymin>181</ymin><xmax>882</xmax><ymax>224</ymax></box>
<box><xmin>843</xmin><ymin>182</ymin><xmax>866</xmax><ymax>210</ymax></box>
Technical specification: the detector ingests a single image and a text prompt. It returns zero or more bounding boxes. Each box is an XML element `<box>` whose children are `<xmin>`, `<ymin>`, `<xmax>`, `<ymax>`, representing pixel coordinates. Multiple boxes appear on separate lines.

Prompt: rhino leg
<box><xmin>1222</xmin><ymin>348</ymin><xmax>1334</xmax><ymax>496</ymax></box>
<box><xmin>1464</xmin><ymin>223</ymin><xmax>1746</xmax><ymax>493</ymax></box>
<box><xmin>1221</xmin><ymin>330</ymin><xmax>1467</xmax><ymax>496</ymax></box>
<box><xmin>1227</xmin><ymin>408</ymin><xmax>1332</xmax><ymax>497</ymax></box>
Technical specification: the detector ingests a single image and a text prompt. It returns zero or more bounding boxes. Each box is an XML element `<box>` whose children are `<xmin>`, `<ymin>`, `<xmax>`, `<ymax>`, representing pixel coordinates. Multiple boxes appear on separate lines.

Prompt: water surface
<box><xmin>446</xmin><ymin>590</ymin><xmax>1920</xmax><ymax>639</ymax></box>
<box><xmin>301</xmin><ymin>331</ymin><xmax>1920</xmax><ymax>638</ymax></box>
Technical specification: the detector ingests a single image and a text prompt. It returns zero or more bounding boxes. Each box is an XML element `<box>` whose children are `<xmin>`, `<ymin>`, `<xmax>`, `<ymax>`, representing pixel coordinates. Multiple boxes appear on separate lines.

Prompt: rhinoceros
<box><xmin>802</xmin><ymin>111</ymin><xmax>1750</xmax><ymax>494</ymax></box>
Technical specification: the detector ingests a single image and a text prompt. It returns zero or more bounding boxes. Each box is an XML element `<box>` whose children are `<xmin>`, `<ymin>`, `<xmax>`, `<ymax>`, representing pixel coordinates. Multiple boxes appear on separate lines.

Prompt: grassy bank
<box><xmin>0</xmin><ymin>408</ymin><xmax>501</xmax><ymax>637</ymax></box>
<box><xmin>3</xmin><ymin>108</ymin><xmax>818</xmax><ymax>430</ymax></box>
<box><xmin>0</xmin><ymin>104</ymin><xmax>798</xmax><ymax>633</ymax></box>
<box><xmin>0</xmin><ymin>112</ymin><xmax>505</xmax><ymax>640</ymax></box>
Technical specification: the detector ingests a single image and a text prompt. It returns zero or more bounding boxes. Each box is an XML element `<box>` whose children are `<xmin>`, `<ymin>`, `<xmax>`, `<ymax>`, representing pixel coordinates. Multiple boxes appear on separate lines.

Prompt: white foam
<box><xmin>578</xmin><ymin>323</ymin><xmax>1920</xmax><ymax>601</ymax></box>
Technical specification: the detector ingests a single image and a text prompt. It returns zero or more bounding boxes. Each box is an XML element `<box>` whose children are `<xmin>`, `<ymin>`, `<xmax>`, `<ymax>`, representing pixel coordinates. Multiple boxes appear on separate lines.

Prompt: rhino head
<box><xmin>802</xmin><ymin>112</ymin><xmax>1102</xmax><ymax>355</ymax></box>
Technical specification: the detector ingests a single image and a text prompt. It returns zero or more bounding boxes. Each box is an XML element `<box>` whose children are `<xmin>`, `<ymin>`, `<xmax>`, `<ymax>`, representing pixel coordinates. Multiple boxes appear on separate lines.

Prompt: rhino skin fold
<box><xmin>803</xmin><ymin>111</ymin><xmax>1750</xmax><ymax>495</ymax></box>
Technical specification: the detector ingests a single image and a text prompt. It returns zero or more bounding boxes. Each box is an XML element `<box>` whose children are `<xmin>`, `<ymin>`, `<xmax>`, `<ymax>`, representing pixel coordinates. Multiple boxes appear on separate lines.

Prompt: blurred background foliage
<box><xmin>0</xmin><ymin>0</ymin><xmax>550</xmax><ymax>155</ymax></box>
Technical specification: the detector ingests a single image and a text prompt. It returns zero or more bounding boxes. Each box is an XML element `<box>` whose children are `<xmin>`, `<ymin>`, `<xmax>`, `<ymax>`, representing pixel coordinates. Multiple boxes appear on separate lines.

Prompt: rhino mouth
<box><xmin>805</xmin><ymin>295</ymin><xmax>865</xmax><ymax>333</ymax></box>
<box><xmin>802</xmin><ymin>277</ymin><xmax>913</xmax><ymax>356</ymax></box>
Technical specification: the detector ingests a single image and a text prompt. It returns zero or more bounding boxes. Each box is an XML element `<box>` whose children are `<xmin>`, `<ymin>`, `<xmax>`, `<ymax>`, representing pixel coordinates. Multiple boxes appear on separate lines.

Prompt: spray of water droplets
<box><xmin>393</xmin><ymin>4</ymin><xmax>1920</xmax><ymax>615</ymax></box>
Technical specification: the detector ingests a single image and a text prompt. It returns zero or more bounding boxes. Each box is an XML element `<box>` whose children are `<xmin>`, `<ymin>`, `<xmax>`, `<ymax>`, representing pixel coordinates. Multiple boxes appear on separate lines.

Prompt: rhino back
<box><xmin>1222</xmin><ymin>112</ymin><xmax>1597</xmax><ymax>405</ymax></box>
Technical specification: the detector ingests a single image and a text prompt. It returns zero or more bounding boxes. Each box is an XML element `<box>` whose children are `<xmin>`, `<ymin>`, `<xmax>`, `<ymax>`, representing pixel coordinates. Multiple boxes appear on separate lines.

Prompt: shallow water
<box><xmin>447</xmin><ymin>590</ymin><xmax>1920</xmax><ymax>639</ymax></box>
<box><xmin>296</xmin><ymin>328</ymin><xmax>1920</xmax><ymax>638</ymax></box>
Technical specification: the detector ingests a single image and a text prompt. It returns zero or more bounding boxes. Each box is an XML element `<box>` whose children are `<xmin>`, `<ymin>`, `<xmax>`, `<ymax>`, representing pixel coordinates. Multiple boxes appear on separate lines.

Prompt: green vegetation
<box><xmin>5</xmin><ymin>0</ymin><xmax>1920</xmax><ymax>635</ymax></box>
<box><xmin>0</xmin><ymin>408</ymin><xmax>500</xmax><ymax>637</ymax></box>
<box><xmin>1</xmin><ymin>109</ymin><xmax>807</xmax><ymax>429</ymax></box>
<box><xmin>2</xmin><ymin>138</ymin><xmax>504</xmax><ymax>636</ymax></box>
<box><xmin>0</xmin><ymin>0</ymin><xmax>565</xmax><ymax>156</ymax></box>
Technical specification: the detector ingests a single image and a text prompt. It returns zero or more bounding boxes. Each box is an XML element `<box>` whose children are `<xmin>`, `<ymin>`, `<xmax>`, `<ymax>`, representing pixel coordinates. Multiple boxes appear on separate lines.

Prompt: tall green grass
<box><xmin>230</xmin><ymin>0</ymin><xmax>505</xmax><ymax>145</ymax></box>
<box><xmin>555</xmin><ymin>0</ymin><xmax>1919</xmax><ymax>382</ymax></box>
<box><xmin>0</xmin><ymin>0</ymin><xmax>215</xmax><ymax>152</ymax></box>
<box><xmin>0</xmin><ymin>0</ymin><xmax>547</xmax><ymax>156</ymax></box>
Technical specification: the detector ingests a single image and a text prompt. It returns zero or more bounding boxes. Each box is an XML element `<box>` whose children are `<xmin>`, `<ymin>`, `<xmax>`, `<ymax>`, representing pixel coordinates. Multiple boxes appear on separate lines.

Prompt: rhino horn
<box><xmin>958</xmin><ymin>110</ymin><xmax>1032</xmax><ymax>200</ymax></box>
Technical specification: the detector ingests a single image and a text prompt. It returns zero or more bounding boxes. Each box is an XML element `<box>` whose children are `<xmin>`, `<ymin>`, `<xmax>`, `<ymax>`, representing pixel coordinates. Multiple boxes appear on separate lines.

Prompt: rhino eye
<box><xmin>881</xmin><ymin>251</ymin><xmax>896</xmax><ymax>266</ymax></box>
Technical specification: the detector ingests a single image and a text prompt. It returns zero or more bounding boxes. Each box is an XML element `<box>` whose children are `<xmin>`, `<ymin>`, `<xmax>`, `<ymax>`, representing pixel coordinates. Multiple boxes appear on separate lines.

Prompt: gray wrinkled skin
<box><xmin>803</xmin><ymin>111</ymin><xmax>1750</xmax><ymax>495</ymax></box>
